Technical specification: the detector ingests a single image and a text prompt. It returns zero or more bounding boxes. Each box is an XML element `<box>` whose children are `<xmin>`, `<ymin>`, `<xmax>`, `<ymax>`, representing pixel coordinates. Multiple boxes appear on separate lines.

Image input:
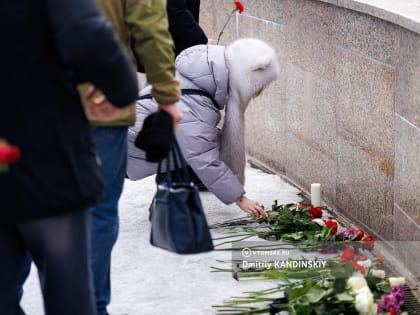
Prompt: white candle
<box><xmin>311</xmin><ymin>183</ymin><xmax>321</xmax><ymax>207</ymax></box>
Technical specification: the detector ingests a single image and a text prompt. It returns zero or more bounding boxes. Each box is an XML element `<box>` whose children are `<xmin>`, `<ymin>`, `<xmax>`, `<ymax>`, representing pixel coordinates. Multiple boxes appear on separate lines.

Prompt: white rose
<box><xmin>311</xmin><ymin>218</ymin><xmax>325</xmax><ymax>227</ymax></box>
<box><xmin>356</xmin><ymin>286</ymin><xmax>372</xmax><ymax>295</ymax></box>
<box><xmin>355</xmin><ymin>286</ymin><xmax>374</xmax><ymax>315</ymax></box>
<box><xmin>369</xmin><ymin>303</ymin><xmax>378</xmax><ymax>314</ymax></box>
<box><xmin>356</xmin><ymin>259</ymin><xmax>372</xmax><ymax>269</ymax></box>
<box><xmin>389</xmin><ymin>277</ymin><xmax>405</xmax><ymax>286</ymax></box>
<box><xmin>347</xmin><ymin>273</ymin><xmax>367</xmax><ymax>292</ymax></box>
<box><xmin>369</xmin><ymin>269</ymin><xmax>386</xmax><ymax>279</ymax></box>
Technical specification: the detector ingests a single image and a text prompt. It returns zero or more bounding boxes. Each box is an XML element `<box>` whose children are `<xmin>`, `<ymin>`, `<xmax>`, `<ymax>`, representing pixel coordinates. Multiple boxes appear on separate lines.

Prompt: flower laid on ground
<box><xmin>260</xmin><ymin>202</ymin><xmax>324</xmax><ymax>235</ymax></box>
<box><xmin>301</xmin><ymin>203</ymin><xmax>323</xmax><ymax>218</ymax></box>
<box><xmin>211</xmin><ymin>201</ymin><xmax>375</xmax><ymax>253</ymax></box>
<box><xmin>217</xmin><ymin>1</ymin><xmax>244</xmax><ymax>44</ymax></box>
<box><xmin>211</xmin><ymin>201</ymin><xmax>407</xmax><ymax>314</ymax></box>
<box><xmin>324</xmin><ymin>219</ymin><xmax>338</xmax><ymax>234</ymax></box>
<box><xmin>377</xmin><ymin>285</ymin><xmax>405</xmax><ymax>315</ymax></box>
<box><xmin>340</xmin><ymin>247</ymin><xmax>367</xmax><ymax>274</ymax></box>
<box><xmin>0</xmin><ymin>139</ymin><xmax>21</xmax><ymax>172</ymax></box>
<box><xmin>213</xmin><ymin>249</ymin><xmax>408</xmax><ymax>315</ymax></box>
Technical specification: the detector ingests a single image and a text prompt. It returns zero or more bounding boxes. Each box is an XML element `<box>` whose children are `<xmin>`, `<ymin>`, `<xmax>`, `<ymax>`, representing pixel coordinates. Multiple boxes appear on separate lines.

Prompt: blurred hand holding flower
<box><xmin>0</xmin><ymin>139</ymin><xmax>21</xmax><ymax>172</ymax></box>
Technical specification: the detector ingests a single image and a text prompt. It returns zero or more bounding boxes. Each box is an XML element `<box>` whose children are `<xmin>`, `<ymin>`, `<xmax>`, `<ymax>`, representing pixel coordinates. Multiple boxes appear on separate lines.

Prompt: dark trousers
<box><xmin>0</xmin><ymin>210</ymin><xmax>96</xmax><ymax>315</ymax></box>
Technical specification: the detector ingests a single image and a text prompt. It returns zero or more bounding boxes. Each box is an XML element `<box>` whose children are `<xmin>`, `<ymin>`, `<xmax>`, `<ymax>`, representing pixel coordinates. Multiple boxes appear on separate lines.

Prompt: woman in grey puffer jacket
<box><xmin>127</xmin><ymin>38</ymin><xmax>279</xmax><ymax>217</ymax></box>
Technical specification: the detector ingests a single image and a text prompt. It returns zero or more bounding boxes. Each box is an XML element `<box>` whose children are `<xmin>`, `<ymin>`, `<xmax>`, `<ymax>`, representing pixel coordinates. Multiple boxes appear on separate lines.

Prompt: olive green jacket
<box><xmin>83</xmin><ymin>0</ymin><xmax>180</xmax><ymax>126</ymax></box>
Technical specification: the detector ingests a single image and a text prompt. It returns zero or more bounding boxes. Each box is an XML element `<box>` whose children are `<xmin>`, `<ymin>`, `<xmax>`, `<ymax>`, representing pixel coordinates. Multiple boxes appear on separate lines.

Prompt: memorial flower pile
<box><xmin>211</xmin><ymin>201</ymin><xmax>375</xmax><ymax>253</ymax></box>
<box><xmin>210</xmin><ymin>201</ymin><xmax>414</xmax><ymax>314</ymax></box>
<box><xmin>213</xmin><ymin>248</ymin><xmax>408</xmax><ymax>315</ymax></box>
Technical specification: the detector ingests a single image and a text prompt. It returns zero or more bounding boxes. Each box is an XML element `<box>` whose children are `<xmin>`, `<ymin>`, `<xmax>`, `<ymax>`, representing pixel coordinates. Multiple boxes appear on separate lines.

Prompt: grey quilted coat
<box><xmin>127</xmin><ymin>44</ymin><xmax>245</xmax><ymax>204</ymax></box>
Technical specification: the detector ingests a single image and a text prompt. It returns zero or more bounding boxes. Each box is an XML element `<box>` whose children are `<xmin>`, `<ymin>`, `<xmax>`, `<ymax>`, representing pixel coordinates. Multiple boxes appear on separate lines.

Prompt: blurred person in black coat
<box><xmin>168</xmin><ymin>0</ymin><xmax>208</xmax><ymax>55</ymax></box>
<box><xmin>133</xmin><ymin>0</ymin><xmax>208</xmax><ymax>71</ymax></box>
<box><xmin>0</xmin><ymin>0</ymin><xmax>137</xmax><ymax>314</ymax></box>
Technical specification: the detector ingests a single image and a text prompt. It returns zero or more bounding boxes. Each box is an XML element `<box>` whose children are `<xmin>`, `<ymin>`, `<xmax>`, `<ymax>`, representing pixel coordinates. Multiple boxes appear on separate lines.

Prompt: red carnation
<box><xmin>350</xmin><ymin>260</ymin><xmax>366</xmax><ymax>275</ymax></box>
<box><xmin>340</xmin><ymin>247</ymin><xmax>354</xmax><ymax>263</ymax></box>
<box><xmin>353</xmin><ymin>229</ymin><xmax>364</xmax><ymax>241</ymax></box>
<box><xmin>362</xmin><ymin>235</ymin><xmax>375</xmax><ymax>250</ymax></box>
<box><xmin>0</xmin><ymin>143</ymin><xmax>21</xmax><ymax>164</ymax></box>
<box><xmin>324</xmin><ymin>219</ymin><xmax>338</xmax><ymax>234</ymax></box>
<box><xmin>309</xmin><ymin>206</ymin><xmax>322</xmax><ymax>218</ymax></box>
<box><xmin>217</xmin><ymin>1</ymin><xmax>245</xmax><ymax>44</ymax></box>
<box><xmin>300</xmin><ymin>203</ymin><xmax>322</xmax><ymax>218</ymax></box>
<box><xmin>234</xmin><ymin>1</ymin><xmax>244</xmax><ymax>13</ymax></box>
<box><xmin>325</xmin><ymin>220</ymin><xmax>338</xmax><ymax>234</ymax></box>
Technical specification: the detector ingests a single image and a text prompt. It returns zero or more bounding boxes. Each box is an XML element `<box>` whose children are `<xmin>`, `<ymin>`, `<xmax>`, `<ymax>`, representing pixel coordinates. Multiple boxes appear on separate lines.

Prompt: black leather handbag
<box><xmin>149</xmin><ymin>139</ymin><xmax>214</xmax><ymax>254</ymax></box>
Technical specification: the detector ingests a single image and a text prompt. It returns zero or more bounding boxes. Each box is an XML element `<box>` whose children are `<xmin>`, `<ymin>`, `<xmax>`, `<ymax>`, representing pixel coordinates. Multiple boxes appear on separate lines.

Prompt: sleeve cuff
<box><xmin>151</xmin><ymin>79</ymin><xmax>181</xmax><ymax>104</ymax></box>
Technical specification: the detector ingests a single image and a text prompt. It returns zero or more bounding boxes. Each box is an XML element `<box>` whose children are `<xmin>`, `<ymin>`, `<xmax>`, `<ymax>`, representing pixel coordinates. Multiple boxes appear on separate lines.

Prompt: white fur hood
<box><xmin>175</xmin><ymin>44</ymin><xmax>229</xmax><ymax>110</ymax></box>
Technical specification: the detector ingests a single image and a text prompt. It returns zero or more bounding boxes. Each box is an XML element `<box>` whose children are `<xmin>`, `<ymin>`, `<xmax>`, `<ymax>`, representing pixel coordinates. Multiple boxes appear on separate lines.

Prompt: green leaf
<box><xmin>296</xmin><ymin>304</ymin><xmax>314</xmax><ymax>315</ymax></box>
<box><xmin>306</xmin><ymin>287</ymin><xmax>327</xmax><ymax>303</ymax></box>
<box><xmin>335</xmin><ymin>292</ymin><xmax>354</xmax><ymax>302</ymax></box>
<box><xmin>264</xmin><ymin>270</ymin><xmax>291</xmax><ymax>283</ymax></box>
<box><xmin>285</xmin><ymin>269</ymin><xmax>326</xmax><ymax>279</ymax></box>
<box><xmin>281</xmin><ymin>232</ymin><xmax>304</xmax><ymax>241</ymax></box>
<box><xmin>288</xmin><ymin>286</ymin><xmax>308</xmax><ymax>300</ymax></box>
<box><xmin>375</xmin><ymin>281</ymin><xmax>391</xmax><ymax>294</ymax></box>
<box><xmin>333</xmin><ymin>278</ymin><xmax>347</xmax><ymax>293</ymax></box>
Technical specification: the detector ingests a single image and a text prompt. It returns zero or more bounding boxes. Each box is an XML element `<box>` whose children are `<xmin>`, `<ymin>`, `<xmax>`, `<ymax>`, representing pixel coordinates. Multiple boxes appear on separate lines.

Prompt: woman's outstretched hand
<box><xmin>236</xmin><ymin>196</ymin><xmax>267</xmax><ymax>218</ymax></box>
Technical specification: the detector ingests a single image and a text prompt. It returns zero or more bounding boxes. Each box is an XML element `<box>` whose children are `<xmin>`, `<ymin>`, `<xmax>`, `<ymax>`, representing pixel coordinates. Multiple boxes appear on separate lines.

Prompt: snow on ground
<box><xmin>21</xmin><ymin>163</ymin><xmax>302</xmax><ymax>315</ymax></box>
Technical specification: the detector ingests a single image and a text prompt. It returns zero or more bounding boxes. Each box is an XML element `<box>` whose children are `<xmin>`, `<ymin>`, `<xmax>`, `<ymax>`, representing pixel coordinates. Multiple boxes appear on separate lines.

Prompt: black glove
<box><xmin>135</xmin><ymin>111</ymin><xmax>174</xmax><ymax>162</ymax></box>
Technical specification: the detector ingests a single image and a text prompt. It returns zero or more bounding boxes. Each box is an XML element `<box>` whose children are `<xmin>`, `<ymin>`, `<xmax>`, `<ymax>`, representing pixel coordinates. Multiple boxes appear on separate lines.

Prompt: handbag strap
<box><xmin>138</xmin><ymin>89</ymin><xmax>219</xmax><ymax>109</ymax></box>
<box><xmin>156</xmin><ymin>150</ymin><xmax>172</xmax><ymax>184</ymax></box>
<box><xmin>157</xmin><ymin>138</ymin><xmax>191</xmax><ymax>185</ymax></box>
<box><xmin>171</xmin><ymin>138</ymin><xmax>190</xmax><ymax>182</ymax></box>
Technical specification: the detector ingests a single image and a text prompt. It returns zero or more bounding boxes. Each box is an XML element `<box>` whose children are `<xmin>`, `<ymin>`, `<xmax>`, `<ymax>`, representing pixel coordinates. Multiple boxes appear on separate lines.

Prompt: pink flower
<box><xmin>377</xmin><ymin>285</ymin><xmax>404</xmax><ymax>314</ymax></box>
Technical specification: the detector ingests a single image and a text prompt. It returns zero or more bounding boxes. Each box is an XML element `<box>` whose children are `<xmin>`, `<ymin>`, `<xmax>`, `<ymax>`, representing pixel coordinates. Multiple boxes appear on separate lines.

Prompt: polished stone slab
<box><xmin>395</xmin><ymin>115</ymin><xmax>420</xmax><ymax>225</ymax></box>
<box><xmin>320</xmin><ymin>0</ymin><xmax>420</xmax><ymax>34</ymax></box>
<box><xmin>396</xmin><ymin>29</ymin><xmax>420</xmax><ymax>129</ymax></box>
<box><xmin>334</xmin><ymin>7</ymin><xmax>401</xmax><ymax>66</ymax></box>
<box><xmin>336</xmin><ymin>136</ymin><xmax>394</xmax><ymax>240</ymax></box>
<box><xmin>393</xmin><ymin>205</ymin><xmax>420</xmax><ymax>278</ymax></box>
<box><xmin>334</xmin><ymin>47</ymin><xmax>395</xmax><ymax>172</ymax></box>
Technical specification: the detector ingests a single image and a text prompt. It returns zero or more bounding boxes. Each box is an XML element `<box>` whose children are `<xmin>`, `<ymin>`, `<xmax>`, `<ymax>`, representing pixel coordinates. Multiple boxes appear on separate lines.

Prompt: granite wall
<box><xmin>200</xmin><ymin>0</ymin><xmax>420</xmax><ymax>279</ymax></box>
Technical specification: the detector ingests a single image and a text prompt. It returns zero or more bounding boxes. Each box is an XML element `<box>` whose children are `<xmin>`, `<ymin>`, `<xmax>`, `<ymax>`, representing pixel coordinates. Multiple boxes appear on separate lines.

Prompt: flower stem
<box><xmin>214</xmin><ymin>235</ymin><xmax>255</xmax><ymax>247</ymax></box>
<box><xmin>217</xmin><ymin>9</ymin><xmax>238</xmax><ymax>45</ymax></box>
<box><xmin>213</xmin><ymin>233</ymin><xmax>255</xmax><ymax>240</ymax></box>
